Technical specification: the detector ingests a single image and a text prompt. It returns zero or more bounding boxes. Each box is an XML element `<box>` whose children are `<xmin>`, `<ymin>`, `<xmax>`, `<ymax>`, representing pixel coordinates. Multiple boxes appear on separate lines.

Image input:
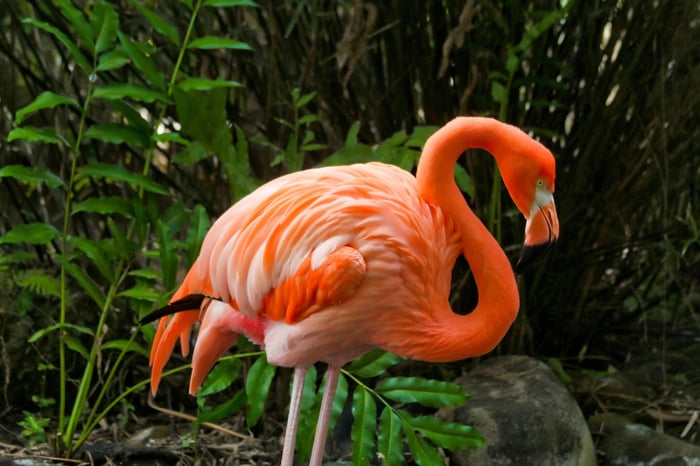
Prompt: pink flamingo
<box><xmin>142</xmin><ymin>116</ymin><xmax>559</xmax><ymax>465</ymax></box>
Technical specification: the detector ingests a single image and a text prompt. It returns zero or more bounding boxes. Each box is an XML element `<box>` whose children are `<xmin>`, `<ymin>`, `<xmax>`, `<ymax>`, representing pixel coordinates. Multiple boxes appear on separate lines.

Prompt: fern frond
<box><xmin>16</xmin><ymin>271</ymin><xmax>61</xmax><ymax>298</ymax></box>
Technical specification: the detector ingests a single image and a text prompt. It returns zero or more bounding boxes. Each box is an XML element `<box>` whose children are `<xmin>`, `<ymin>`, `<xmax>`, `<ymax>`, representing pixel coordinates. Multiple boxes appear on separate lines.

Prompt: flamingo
<box><xmin>141</xmin><ymin>116</ymin><xmax>559</xmax><ymax>465</ymax></box>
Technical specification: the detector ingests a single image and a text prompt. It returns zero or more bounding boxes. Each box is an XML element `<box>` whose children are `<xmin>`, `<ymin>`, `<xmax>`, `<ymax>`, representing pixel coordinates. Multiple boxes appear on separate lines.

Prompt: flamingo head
<box><xmin>496</xmin><ymin>129</ymin><xmax>560</xmax><ymax>273</ymax></box>
<box><xmin>515</xmin><ymin>179</ymin><xmax>559</xmax><ymax>273</ymax></box>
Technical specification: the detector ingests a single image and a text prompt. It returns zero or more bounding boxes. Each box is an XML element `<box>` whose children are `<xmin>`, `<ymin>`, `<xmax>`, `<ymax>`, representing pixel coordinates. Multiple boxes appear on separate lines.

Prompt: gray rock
<box><xmin>447</xmin><ymin>355</ymin><xmax>596</xmax><ymax>466</ymax></box>
<box><xmin>589</xmin><ymin>413</ymin><xmax>700</xmax><ymax>466</ymax></box>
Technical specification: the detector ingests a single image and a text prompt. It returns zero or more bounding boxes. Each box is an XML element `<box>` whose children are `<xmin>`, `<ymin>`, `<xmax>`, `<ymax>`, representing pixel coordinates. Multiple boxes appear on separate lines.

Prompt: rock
<box><xmin>447</xmin><ymin>355</ymin><xmax>596</xmax><ymax>466</ymax></box>
<box><xmin>76</xmin><ymin>441</ymin><xmax>180</xmax><ymax>465</ymax></box>
<box><xmin>589</xmin><ymin>413</ymin><xmax>700</xmax><ymax>465</ymax></box>
<box><xmin>126</xmin><ymin>425</ymin><xmax>176</xmax><ymax>445</ymax></box>
<box><xmin>0</xmin><ymin>459</ymin><xmax>55</xmax><ymax>466</ymax></box>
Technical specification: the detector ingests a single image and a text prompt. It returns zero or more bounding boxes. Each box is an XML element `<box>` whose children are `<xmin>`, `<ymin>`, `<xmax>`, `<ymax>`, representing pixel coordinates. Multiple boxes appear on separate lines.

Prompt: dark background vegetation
<box><xmin>0</xmin><ymin>0</ymin><xmax>698</xmax><ymax>460</ymax></box>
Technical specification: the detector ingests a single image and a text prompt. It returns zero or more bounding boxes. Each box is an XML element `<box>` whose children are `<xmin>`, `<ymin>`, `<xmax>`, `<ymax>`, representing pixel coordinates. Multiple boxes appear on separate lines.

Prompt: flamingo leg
<box><xmin>309</xmin><ymin>363</ymin><xmax>341</xmax><ymax>466</ymax></box>
<box><xmin>281</xmin><ymin>367</ymin><xmax>307</xmax><ymax>466</ymax></box>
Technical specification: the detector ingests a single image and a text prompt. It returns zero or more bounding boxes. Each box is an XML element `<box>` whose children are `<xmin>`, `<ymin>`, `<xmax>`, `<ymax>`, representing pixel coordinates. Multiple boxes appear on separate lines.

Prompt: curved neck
<box><xmin>415</xmin><ymin>117</ymin><xmax>519</xmax><ymax>361</ymax></box>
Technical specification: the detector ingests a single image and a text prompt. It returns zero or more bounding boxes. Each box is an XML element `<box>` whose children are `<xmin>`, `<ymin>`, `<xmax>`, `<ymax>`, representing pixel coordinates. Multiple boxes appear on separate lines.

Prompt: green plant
<box><xmin>194</xmin><ymin>351</ymin><xmax>257</xmax><ymax>427</ymax></box>
<box><xmin>190</xmin><ymin>349</ymin><xmax>483</xmax><ymax>465</ymax></box>
<box><xmin>340</xmin><ymin>350</ymin><xmax>484</xmax><ymax>465</ymax></box>
<box><xmin>241</xmin><ymin>87</ymin><xmax>328</xmax><ymax>175</ymax></box>
<box><xmin>18</xmin><ymin>411</ymin><xmax>50</xmax><ymax>446</ymax></box>
<box><xmin>2</xmin><ymin>0</ymin><xmax>256</xmax><ymax>457</ymax></box>
<box><xmin>270</xmin><ymin>88</ymin><xmax>328</xmax><ymax>172</ymax></box>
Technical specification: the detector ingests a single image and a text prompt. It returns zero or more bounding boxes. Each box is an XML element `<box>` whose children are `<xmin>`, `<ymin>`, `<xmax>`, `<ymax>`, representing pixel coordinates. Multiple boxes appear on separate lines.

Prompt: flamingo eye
<box><xmin>536</xmin><ymin>179</ymin><xmax>545</xmax><ymax>187</ymax></box>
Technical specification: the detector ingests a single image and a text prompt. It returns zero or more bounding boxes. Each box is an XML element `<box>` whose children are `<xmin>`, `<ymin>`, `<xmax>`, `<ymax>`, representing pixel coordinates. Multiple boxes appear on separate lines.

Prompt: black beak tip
<box><xmin>139</xmin><ymin>293</ymin><xmax>213</xmax><ymax>325</ymax></box>
<box><xmin>515</xmin><ymin>242</ymin><xmax>553</xmax><ymax>274</ymax></box>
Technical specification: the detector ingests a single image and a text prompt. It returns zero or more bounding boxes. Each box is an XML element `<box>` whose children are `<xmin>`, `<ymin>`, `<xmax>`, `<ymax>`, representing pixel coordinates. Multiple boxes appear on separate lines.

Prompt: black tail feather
<box><xmin>139</xmin><ymin>293</ymin><xmax>220</xmax><ymax>325</ymax></box>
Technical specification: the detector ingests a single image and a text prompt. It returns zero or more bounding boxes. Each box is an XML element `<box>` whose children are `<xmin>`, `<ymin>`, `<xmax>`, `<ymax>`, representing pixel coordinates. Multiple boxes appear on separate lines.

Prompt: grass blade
<box><xmin>188</xmin><ymin>36</ymin><xmax>253</xmax><ymax>50</ymax></box>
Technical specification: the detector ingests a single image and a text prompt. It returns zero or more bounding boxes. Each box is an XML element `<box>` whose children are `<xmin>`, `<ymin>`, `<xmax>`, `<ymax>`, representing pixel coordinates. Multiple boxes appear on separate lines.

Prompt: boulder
<box><xmin>448</xmin><ymin>355</ymin><xmax>596</xmax><ymax>466</ymax></box>
<box><xmin>589</xmin><ymin>413</ymin><xmax>700</xmax><ymax>465</ymax></box>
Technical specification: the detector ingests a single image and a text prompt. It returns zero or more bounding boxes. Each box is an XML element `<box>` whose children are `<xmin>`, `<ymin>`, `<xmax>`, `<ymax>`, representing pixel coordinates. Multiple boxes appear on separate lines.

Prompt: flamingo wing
<box><xmin>198</xmin><ymin>165</ymin><xmax>387</xmax><ymax>317</ymax></box>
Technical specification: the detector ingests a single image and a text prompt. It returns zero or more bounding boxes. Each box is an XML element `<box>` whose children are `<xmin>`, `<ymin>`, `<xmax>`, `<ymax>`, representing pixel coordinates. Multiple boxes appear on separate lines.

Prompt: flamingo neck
<box><xmin>415</xmin><ymin>117</ymin><xmax>520</xmax><ymax>361</ymax></box>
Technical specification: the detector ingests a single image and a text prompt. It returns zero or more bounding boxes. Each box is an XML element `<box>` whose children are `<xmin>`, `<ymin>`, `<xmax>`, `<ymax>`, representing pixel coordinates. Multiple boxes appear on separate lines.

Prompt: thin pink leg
<box><xmin>309</xmin><ymin>364</ymin><xmax>341</xmax><ymax>466</ymax></box>
<box><xmin>281</xmin><ymin>367</ymin><xmax>307</xmax><ymax>466</ymax></box>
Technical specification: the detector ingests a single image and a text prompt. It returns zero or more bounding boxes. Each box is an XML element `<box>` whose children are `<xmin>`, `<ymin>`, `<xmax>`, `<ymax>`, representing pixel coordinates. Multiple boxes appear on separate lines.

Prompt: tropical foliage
<box><xmin>0</xmin><ymin>0</ymin><xmax>697</xmax><ymax>463</ymax></box>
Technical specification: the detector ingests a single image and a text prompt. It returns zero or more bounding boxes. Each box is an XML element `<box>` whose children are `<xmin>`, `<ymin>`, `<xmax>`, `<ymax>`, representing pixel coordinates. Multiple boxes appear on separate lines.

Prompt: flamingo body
<box><xmin>144</xmin><ymin>117</ymin><xmax>560</xmax><ymax>466</ymax></box>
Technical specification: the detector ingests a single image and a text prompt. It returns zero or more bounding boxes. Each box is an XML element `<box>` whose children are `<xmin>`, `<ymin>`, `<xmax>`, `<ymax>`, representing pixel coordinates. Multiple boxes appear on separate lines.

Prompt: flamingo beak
<box><xmin>515</xmin><ymin>195</ymin><xmax>559</xmax><ymax>273</ymax></box>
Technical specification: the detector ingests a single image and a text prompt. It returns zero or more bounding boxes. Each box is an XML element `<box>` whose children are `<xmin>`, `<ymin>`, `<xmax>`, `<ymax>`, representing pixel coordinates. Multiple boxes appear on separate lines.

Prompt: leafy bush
<box><xmin>2</xmin><ymin>0</ymin><xmax>483</xmax><ymax>463</ymax></box>
<box><xmin>2</xmin><ymin>0</ymin><xmax>255</xmax><ymax>457</ymax></box>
